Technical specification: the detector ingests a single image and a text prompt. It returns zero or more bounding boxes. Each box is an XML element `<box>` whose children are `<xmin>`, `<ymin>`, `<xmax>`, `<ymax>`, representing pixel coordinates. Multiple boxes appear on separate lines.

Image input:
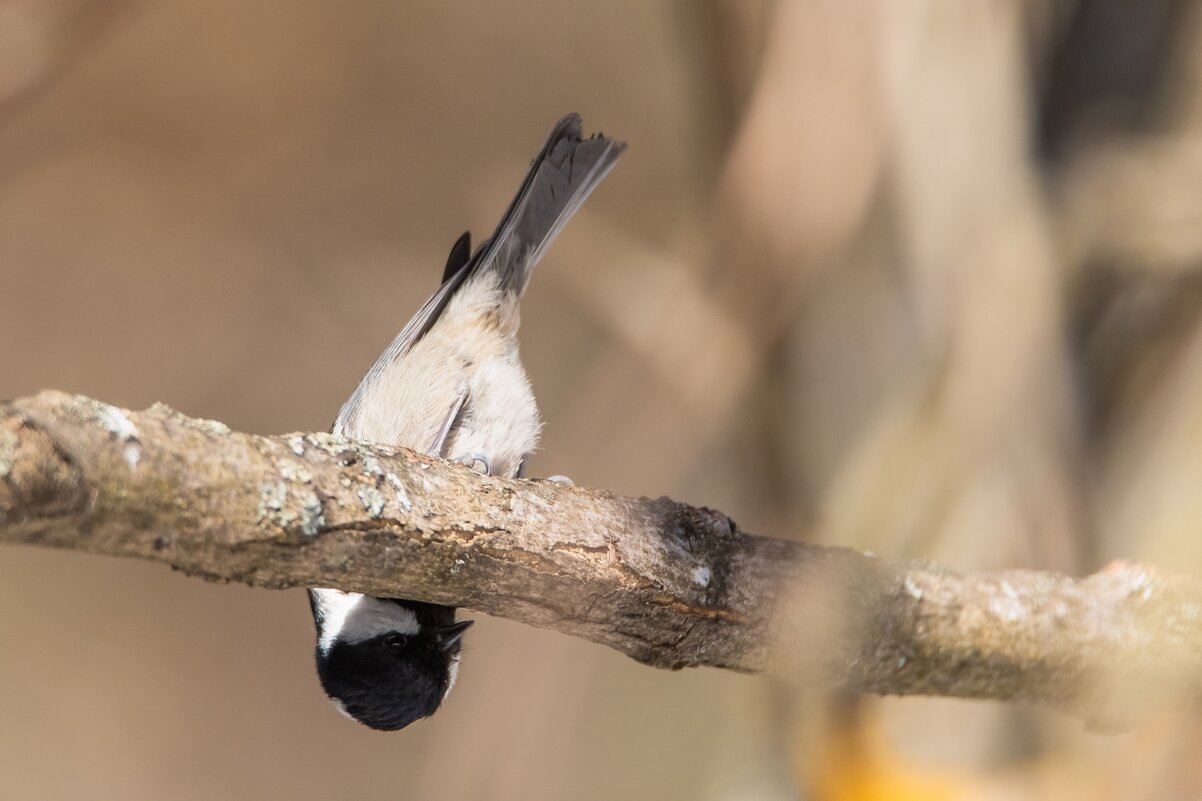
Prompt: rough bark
<box><xmin>1</xmin><ymin>390</ymin><xmax>1200</xmax><ymax>729</ymax></box>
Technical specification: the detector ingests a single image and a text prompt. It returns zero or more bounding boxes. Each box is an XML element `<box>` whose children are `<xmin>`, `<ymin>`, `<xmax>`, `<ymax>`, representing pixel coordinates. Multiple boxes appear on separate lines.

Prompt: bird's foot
<box><xmin>456</xmin><ymin>452</ymin><xmax>492</xmax><ymax>476</ymax></box>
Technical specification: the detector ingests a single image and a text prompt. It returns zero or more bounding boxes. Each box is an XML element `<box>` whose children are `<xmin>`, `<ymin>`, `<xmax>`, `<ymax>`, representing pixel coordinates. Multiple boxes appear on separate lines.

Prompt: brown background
<box><xmin>3</xmin><ymin>2</ymin><xmax>1202</xmax><ymax>799</ymax></box>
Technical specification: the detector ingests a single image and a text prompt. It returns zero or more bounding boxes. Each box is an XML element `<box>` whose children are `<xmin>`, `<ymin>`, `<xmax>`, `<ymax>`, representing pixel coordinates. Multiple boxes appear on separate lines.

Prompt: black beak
<box><xmin>435</xmin><ymin>619</ymin><xmax>474</xmax><ymax>651</ymax></box>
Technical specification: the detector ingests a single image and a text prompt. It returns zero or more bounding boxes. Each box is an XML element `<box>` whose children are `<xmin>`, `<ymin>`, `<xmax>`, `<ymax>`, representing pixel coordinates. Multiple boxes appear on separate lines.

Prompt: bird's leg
<box><xmin>429</xmin><ymin>388</ymin><xmax>469</xmax><ymax>457</ymax></box>
<box><xmin>431</xmin><ymin>389</ymin><xmax>492</xmax><ymax>475</ymax></box>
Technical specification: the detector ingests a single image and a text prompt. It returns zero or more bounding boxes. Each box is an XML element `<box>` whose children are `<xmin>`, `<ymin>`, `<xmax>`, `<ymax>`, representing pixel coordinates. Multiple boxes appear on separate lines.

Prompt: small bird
<box><xmin>309</xmin><ymin>114</ymin><xmax>625</xmax><ymax>731</ymax></box>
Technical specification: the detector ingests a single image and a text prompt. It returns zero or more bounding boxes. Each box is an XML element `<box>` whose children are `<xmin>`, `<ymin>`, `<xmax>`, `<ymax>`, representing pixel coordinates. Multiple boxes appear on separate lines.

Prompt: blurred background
<box><xmin>3</xmin><ymin>1</ymin><xmax>1202</xmax><ymax>799</ymax></box>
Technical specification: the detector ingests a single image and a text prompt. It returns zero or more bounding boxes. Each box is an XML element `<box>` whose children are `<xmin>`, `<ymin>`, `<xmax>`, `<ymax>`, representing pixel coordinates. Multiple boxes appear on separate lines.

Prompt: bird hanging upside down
<box><xmin>308</xmin><ymin>114</ymin><xmax>625</xmax><ymax>731</ymax></box>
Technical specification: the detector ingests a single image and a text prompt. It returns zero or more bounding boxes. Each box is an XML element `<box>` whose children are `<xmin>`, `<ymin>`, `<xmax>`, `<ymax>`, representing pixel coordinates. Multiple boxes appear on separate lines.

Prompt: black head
<box><xmin>309</xmin><ymin>592</ymin><xmax>472</xmax><ymax>731</ymax></box>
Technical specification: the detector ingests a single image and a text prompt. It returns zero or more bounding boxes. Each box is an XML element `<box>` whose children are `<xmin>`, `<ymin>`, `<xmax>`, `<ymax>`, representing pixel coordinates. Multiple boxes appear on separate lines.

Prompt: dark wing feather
<box><xmin>441</xmin><ymin>231</ymin><xmax>472</xmax><ymax>285</ymax></box>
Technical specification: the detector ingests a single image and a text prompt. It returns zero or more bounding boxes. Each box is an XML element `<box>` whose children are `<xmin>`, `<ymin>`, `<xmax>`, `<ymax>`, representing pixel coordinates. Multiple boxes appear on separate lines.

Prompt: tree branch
<box><xmin>2</xmin><ymin>390</ymin><xmax>1200</xmax><ymax>729</ymax></box>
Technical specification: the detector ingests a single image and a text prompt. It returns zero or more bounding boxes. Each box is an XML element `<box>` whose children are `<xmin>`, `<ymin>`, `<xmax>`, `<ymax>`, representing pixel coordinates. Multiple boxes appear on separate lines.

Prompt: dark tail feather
<box><xmin>469</xmin><ymin>113</ymin><xmax>626</xmax><ymax>295</ymax></box>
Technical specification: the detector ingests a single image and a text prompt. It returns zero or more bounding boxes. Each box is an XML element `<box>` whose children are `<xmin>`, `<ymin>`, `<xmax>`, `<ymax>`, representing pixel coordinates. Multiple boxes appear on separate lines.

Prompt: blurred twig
<box><xmin>2</xmin><ymin>391</ymin><xmax>1201</xmax><ymax>730</ymax></box>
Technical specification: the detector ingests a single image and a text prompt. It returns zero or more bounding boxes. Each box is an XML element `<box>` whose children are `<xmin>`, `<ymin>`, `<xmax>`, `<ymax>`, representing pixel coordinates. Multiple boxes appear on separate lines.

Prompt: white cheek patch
<box><xmin>312</xmin><ymin>589</ymin><xmax>420</xmax><ymax>654</ymax></box>
<box><xmin>443</xmin><ymin>653</ymin><xmax>461</xmax><ymax>701</ymax></box>
<box><xmin>330</xmin><ymin>696</ymin><xmax>358</xmax><ymax>723</ymax></box>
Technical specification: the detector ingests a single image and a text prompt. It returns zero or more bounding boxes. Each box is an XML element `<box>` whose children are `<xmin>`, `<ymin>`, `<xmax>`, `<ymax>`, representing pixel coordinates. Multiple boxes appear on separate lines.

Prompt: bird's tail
<box><xmin>463</xmin><ymin>113</ymin><xmax>626</xmax><ymax>296</ymax></box>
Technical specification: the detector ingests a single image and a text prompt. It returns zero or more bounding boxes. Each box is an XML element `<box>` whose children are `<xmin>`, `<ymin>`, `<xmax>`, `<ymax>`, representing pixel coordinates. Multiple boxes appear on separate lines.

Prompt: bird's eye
<box><xmin>384</xmin><ymin>633</ymin><xmax>408</xmax><ymax>648</ymax></box>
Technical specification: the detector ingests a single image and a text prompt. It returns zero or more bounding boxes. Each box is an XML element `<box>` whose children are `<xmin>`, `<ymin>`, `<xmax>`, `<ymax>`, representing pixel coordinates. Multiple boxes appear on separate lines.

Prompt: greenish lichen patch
<box><xmin>357</xmin><ymin>485</ymin><xmax>387</xmax><ymax>518</ymax></box>
<box><xmin>300</xmin><ymin>492</ymin><xmax>326</xmax><ymax>536</ymax></box>
<box><xmin>70</xmin><ymin>400</ymin><xmax>145</xmax><ymax>470</ymax></box>
<box><xmin>266</xmin><ymin>456</ymin><xmax>324</xmax><ymax>534</ymax></box>
<box><xmin>257</xmin><ymin>480</ymin><xmax>288</xmax><ymax>522</ymax></box>
<box><xmin>300</xmin><ymin>431</ymin><xmax>353</xmax><ymax>456</ymax></box>
<box><xmin>278</xmin><ymin>460</ymin><xmax>313</xmax><ymax>484</ymax></box>
<box><xmin>256</xmin><ymin>479</ymin><xmax>325</xmax><ymax>536</ymax></box>
<box><xmin>386</xmin><ymin>472</ymin><xmax>413</xmax><ymax>511</ymax></box>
